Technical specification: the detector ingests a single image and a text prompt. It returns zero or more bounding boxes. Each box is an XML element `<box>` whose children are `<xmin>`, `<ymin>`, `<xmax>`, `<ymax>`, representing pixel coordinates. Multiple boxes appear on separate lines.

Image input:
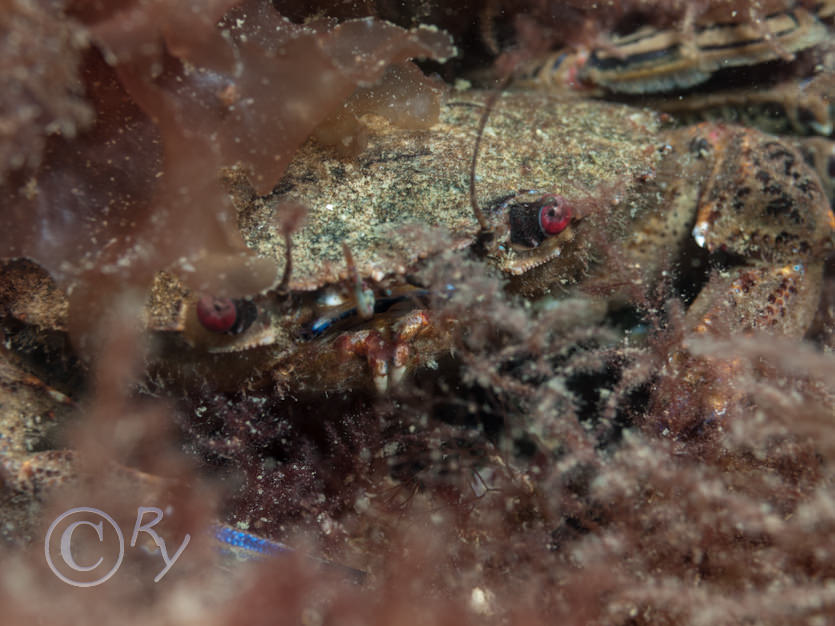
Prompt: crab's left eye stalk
<box><xmin>509</xmin><ymin>194</ymin><xmax>573</xmax><ymax>249</ymax></box>
<box><xmin>196</xmin><ymin>296</ymin><xmax>257</xmax><ymax>334</ymax></box>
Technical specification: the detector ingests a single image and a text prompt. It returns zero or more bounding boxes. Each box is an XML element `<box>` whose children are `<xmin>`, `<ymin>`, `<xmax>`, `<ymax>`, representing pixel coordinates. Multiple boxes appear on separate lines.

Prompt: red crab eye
<box><xmin>196</xmin><ymin>296</ymin><xmax>237</xmax><ymax>333</ymax></box>
<box><xmin>196</xmin><ymin>296</ymin><xmax>257</xmax><ymax>334</ymax></box>
<box><xmin>538</xmin><ymin>196</ymin><xmax>572</xmax><ymax>235</ymax></box>
<box><xmin>508</xmin><ymin>193</ymin><xmax>575</xmax><ymax>249</ymax></box>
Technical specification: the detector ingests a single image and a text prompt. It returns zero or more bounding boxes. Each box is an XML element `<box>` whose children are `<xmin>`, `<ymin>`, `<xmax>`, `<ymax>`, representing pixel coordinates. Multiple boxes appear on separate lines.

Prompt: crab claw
<box><xmin>334</xmin><ymin>310</ymin><xmax>431</xmax><ymax>393</ymax></box>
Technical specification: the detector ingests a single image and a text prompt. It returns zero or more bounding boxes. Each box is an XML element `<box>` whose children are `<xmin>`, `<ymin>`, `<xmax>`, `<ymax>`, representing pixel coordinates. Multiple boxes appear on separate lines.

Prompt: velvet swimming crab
<box><xmin>140</xmin><ymin>84</ymin><xmax>833</xmax><ymax>397</ymax></box>
<box><xmin>4</xmin><ymin>3</ymin><xmax>833</xmax><ymax>398</ymax></box>
<box><xmin>143</xmin><ymin>91</ymin><xmax>661</xmax><ymax>393</ymax></box>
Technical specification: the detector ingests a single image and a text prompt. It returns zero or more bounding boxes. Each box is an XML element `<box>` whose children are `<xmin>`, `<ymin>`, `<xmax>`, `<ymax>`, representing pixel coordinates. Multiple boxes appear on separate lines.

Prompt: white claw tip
<box><xmin>389</xmin><ymin>364</ymin><xmax>407</xmax><ymax>387</ymax></box>
<box><xmin>692</xmin><ymin>221</ymin><xmax>709</xmax><ymax>248</ymax></box>
<box><xmin>373</xmin><ymin>375</ymin><xmax>388</xmax><ymax>394</ymax></box>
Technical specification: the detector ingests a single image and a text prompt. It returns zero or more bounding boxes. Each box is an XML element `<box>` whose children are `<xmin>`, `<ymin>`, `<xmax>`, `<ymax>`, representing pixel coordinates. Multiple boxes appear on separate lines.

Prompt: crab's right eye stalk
<box><xmin>509</xmin><ymin>194</ymin><xmax>573</xmax><ymax>249</ymax></box>
<box><xmin>538</xmin><ymin>195</ymin><xmax>572</xmax><ymax>235</ymax></box>
<box><xmin>196</xmin><ymin>296</ymin><xmax>257</xmax><ymax>334</ymax></box>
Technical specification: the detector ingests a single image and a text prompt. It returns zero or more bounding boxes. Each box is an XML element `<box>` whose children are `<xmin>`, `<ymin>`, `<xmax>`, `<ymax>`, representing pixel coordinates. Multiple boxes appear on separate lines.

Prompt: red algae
<box><xmin>313</xmin><ymin>62</ymin><xmax>447</xmax><ymax>156</ymax></box>
<box><xmin>0</xmin><ymin>0</ymin><xmax>92</xmax><ymax>180</ymax></box>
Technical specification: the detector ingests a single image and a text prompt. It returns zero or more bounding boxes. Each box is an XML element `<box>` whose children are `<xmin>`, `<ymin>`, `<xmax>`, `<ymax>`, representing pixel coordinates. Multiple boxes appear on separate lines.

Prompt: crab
<box><xmin>134</xmin><ymin>84</ymin><xmax>834</xmax><ymax>397</ymax></box>
<box><xmin>132</xmin><ymin>1</ymin><xmax>835</xmax><ymax>397</ymax></box>
<box><xmin>513</xmin><ymin>2</ymin><xmax>835</xmax><ymax>166</ymax></box>
<box><xmin>1</xmin><ymin>3</ymin><xmax>833</xmax><ymax>400</ymax></box>
<box><xmin>0</xmin><ymin>6</ymin><xmax>834</xmax><ymax>598</ymax></box>
<box><xmin>518</xmin><ymin>1</ymin><xmax>835</xmax><ymax>96</ymax></box>
<box><xmin>142</xmin><ymin>92</ymin><xmax>660</xmax><ymax>394</ymax></box>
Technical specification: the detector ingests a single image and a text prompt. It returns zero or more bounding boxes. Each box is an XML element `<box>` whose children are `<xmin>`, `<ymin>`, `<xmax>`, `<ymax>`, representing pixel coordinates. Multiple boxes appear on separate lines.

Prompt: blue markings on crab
<box><xmin>550</xmin><ymin>52</ymin><xmax>567</xmax><ymax>71</ymax></box>
<box><xmin>300</xmin><ymin>285</ymin><xmax>455</xmax><ymax>340</ymax></box>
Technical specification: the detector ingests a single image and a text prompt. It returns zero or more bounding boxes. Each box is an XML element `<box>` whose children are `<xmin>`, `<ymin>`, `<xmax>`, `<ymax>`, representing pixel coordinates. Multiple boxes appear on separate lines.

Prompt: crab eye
<box><xmin>508</xmin><ymin>193</ymin><xmax>573</xmax><ymax>249</ymax></box>
<box><xmin>538</xmin><ymin>197</ymin><xmax>572</xmax><ymax>235</ymax></box>
<box><xmin>196</xmin><ymin>295</ymin><xmax>257</xmax><ymax>334</ymax></box>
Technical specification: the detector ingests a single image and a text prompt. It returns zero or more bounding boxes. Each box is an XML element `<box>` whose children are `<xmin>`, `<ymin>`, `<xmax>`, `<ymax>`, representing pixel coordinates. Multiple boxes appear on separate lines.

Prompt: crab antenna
<box><xmin>469</xmin><ymin>72</ymin><xmax>514</xmax><ymax>233</ymax></box>
<box><xmin>275</xmin><ymin>201</ymin><xmax>308</xmax><ymax>295</ymax></box>
<box><xmin>276</xmin><ymin>231</ymin><xmax>293</xmax><ymax>294</ymax></box>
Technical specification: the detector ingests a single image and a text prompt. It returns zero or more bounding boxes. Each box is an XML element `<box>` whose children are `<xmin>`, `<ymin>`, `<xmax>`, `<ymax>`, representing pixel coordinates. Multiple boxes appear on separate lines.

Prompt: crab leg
<box><xmin>651</xmin><ymin>124</ymin><xmax>834</xmax><ymax>426</ymax></box>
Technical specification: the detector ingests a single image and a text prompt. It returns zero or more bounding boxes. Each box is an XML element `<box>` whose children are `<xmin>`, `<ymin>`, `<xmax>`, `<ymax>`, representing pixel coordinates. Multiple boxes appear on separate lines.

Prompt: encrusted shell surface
<box><xmin>235</xmin><ymin>90</ymin><xmax>663</xmax><ymax>292</ymax></box>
